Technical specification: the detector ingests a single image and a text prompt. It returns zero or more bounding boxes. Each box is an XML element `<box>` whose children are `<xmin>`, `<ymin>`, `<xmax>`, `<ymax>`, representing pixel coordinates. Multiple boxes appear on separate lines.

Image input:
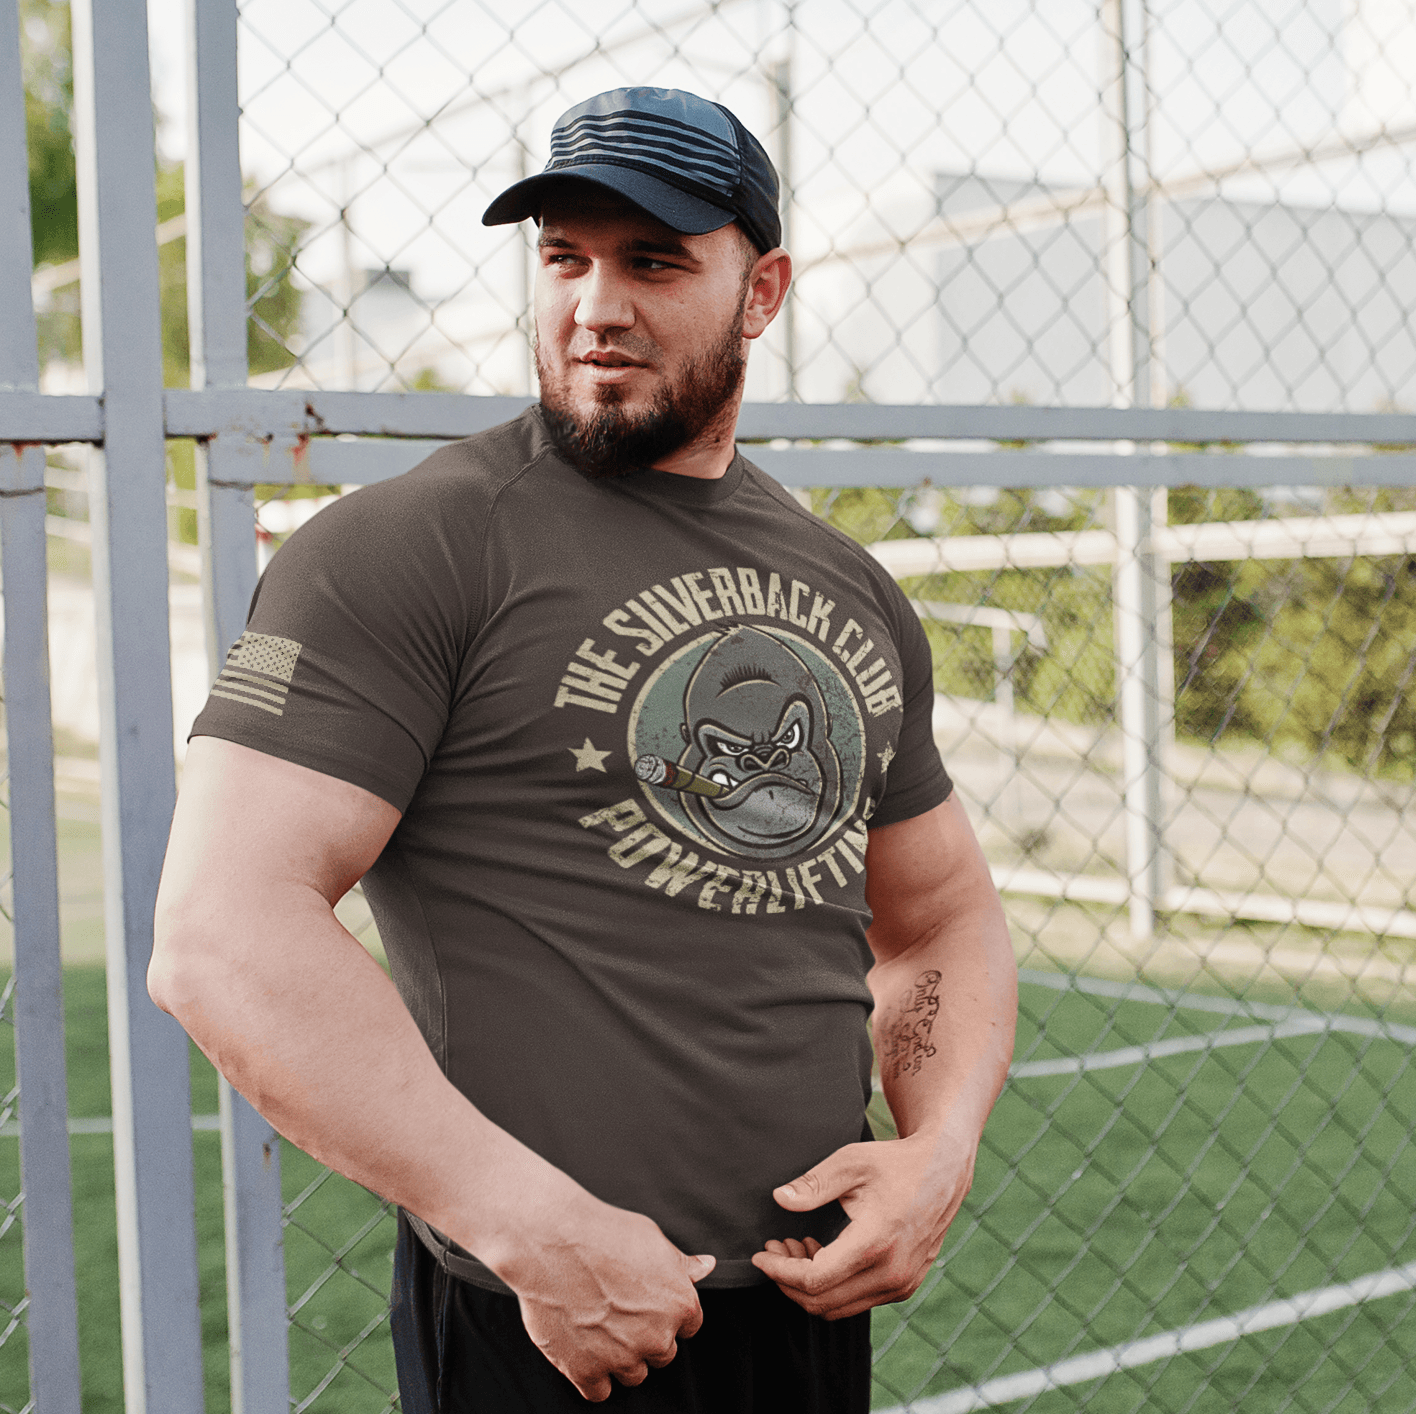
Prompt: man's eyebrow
<box><xmin>626</xmin><ymin>236</ymin><xmax>697</xmax><ymax>261</ymax></box>
<box><xmin>537</xmin><ymin>229</ymin><xmax>699</xmax><ymax>261</ymax></box>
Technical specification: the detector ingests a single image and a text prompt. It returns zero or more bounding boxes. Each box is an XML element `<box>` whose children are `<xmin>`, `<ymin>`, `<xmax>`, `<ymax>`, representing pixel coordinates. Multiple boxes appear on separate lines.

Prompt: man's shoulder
<box><xmin>287</xmin><ymin>407</ymin><xmax>552</xmax><ymax>547</ymax></box>
<box><xmin>381</xmin><ymin>405</ymin><xmax>553</xmax><ymax>505</ymax></box>
<box><xmin>736</xmin><ymin>454</ymin><xmax>903</xmax><ymax>593</ymax></box>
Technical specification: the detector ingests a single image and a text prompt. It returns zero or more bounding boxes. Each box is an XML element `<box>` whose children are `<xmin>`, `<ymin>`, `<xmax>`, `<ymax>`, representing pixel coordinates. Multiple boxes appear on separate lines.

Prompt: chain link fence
<box><xmin>228</xmin><ymin>1</ymin><xmax>1416</xmax><ymax>1407</ymax></box>
<box><xmin>229</xmin><ymin>0</ymin><xmax>1416</xmax><ymax>413</ymax></box>
<box><xmin>8</xmin><ymin>0</ymin><xmax>1416</xmax><ymax>1408</ymax></box>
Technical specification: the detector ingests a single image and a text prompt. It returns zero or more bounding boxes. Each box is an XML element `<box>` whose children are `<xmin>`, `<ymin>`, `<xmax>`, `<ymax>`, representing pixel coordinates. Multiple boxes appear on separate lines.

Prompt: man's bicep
<box><xmin>863</xmin><ymin>795</ymin><xmax>1000</xmax><ymax>965</ymax></box>
<box><xmin>160</xmin><ymin>736</ymin><xmax>402</xmax><ymax>920</ymax></box>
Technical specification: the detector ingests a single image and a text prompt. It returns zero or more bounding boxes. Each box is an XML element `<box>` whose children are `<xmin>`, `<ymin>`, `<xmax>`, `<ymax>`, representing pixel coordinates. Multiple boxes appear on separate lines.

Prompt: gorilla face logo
<box><xmin>676</xmin><ymin>626</ymin><xmax>842</xmax><ymax>857</ymax></box>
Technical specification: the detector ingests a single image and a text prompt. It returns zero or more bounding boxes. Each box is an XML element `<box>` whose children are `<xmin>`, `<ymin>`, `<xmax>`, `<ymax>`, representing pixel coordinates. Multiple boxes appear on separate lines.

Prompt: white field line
<box><xmin>875</xmin><ymin>1259</ymin><xmax>1416</xmax><ymax>1414</ymax></box>
<box><xmin>1019</xmin><ymin>968</ymin><xmax>1416</xmax><ymax>1046</ymax></box>
<box><xmin>1010</xmin><ymin>1016</ymin><xmax>1328</xmax><ymax>1079</ymax></box>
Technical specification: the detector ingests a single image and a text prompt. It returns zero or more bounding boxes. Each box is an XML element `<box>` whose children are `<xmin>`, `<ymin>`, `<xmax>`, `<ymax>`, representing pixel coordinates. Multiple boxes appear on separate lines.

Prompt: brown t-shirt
<box><xmin>192</xmin><ymin>408</ymin><xmax>952</xmax><ymax>1290</ymax></box>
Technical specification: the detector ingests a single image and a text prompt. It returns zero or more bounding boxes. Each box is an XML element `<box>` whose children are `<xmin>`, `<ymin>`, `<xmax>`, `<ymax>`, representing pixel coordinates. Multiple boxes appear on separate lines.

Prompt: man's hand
<box><xmin>753</xmin><ymin>797</ymin><xmax>1015</xmax><ymax>1320</ymax></box>
<box><xmin>750</xmin><ymin>1131</ymin><xmax>975</xmax><ymax>1320</ymax></box>
<box><xmin>498</xmin><ymin>1201</ymin><xmax>716</xmax><ymax>1401</ymax></box>
<box><xmin>153</xmin><ymin>740</ymin><xmax>714</xmax><ymax>1401</ymax></box>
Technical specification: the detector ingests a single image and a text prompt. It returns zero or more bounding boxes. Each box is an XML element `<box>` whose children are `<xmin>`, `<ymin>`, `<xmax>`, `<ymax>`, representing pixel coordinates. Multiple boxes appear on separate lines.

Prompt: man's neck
<box><xmin>649</xmin><ymin>389</ymin><xmax>744</xmax><ymax>481</ymax></box>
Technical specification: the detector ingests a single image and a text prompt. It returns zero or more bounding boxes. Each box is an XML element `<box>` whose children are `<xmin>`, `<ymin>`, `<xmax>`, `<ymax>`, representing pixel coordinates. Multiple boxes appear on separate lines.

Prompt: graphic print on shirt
<box><xmin>209</xmin><ymin>631</ymin><xmax>303</xmax><ymax>717</ymax></box>
<box><xmin>558</xmin><ymin>563</ymin><xmax>909</xmax><ymax>911</ymax></box>
<box><xmin>627</xmin><ymin>624</ymin><xmax>864</xmax><ymax>862</ymax></box>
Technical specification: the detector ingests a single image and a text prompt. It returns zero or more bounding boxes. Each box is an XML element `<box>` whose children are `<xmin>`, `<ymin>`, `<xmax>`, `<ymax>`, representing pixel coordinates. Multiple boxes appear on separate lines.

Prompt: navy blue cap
<box><xmin>483</xmin><ymin>87</ymin><xmax>782</xmax><ymax>254</ymax></box>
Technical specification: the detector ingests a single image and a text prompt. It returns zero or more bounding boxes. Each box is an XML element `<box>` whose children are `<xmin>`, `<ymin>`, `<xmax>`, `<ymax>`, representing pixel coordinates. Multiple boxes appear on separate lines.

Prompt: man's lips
<box><xmin>569</xmin><ymin>351</ymin><xmax>657</xmax><ymax>379</ymax></box>
<box><xmin>578</xmin><ymin>351</ymin><xmax>649</xmax><ymax>370</ymax></box>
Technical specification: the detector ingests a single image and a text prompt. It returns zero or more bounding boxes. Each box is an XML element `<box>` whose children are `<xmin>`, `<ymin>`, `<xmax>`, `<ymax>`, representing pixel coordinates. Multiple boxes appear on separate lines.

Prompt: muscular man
<box><xmin>150</xmin><ymin>86</ymin><xmax>1017</xmax><ymax>1412</ymax></box>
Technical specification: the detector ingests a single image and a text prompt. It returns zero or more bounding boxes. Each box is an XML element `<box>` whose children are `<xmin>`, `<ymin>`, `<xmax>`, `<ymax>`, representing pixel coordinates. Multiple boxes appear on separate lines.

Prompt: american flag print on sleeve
<box><xmin>209</xmin><ymin>632</ymin><xmax>302</xmax><ymax>716</ymax></box>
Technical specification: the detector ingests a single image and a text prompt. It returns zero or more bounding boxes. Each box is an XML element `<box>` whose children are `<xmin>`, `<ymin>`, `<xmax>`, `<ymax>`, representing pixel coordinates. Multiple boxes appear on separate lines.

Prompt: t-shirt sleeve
<box><xmin>190</xmin><ymin>471</ymin><xmax>479</xmax><ymax>812</ymax></box>
<box><xmin>867</xmin><ymin>571</ymin><xmax>953</xmax><ymax>829</ymax></box>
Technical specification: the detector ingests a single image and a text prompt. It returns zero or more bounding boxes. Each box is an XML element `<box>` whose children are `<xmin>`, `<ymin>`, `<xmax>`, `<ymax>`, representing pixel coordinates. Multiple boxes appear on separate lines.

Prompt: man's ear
<box><xmin>742</xmin><ymin>248</ymin><xmax>792</xmax><ymax>340</ymax></box>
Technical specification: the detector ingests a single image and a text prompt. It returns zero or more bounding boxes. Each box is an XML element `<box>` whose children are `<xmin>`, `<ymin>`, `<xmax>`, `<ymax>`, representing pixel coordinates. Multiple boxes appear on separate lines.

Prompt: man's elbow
<box><xmin>148</xmin><ymin>885</ymin><xmax>225</xmax><ymax>1023</ymax></box>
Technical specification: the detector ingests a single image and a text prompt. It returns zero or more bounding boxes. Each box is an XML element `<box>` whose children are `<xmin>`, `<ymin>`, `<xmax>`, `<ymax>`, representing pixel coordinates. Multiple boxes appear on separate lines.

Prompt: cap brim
<box><xmin>482</xmin><ymin>165</ymin><xmax>735</xmax><ymax>236</ymax></box>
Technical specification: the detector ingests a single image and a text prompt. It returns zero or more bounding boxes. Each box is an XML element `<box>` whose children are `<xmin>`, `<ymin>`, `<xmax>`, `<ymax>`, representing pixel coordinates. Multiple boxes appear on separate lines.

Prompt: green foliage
<box><xmin>815</xmin><ymin>483</ymin><xmax>1116</xmax><ymax>725</ymax></box>
<box><xmin>1167</xmin><ymin>488</ymin><xmax>1416</xmax><ymax>778</ymax></box>
<box><xmin>1174</xmin><ymin>554</ymin><xmax>1416</xmax><ymax>778</ymax></box>
<box><xmin>21</xmin><ymin>0</ymin><xmax>77</xmax><ymax>267</ymax></box>
<box><xmin>23</xmin><ymin>11</ymin><xmax>306</xmax><ymax>383</ymax></box>
<box><xmin>813</xmin><ymin>485</ymin><xmax>916</xmax><ymax>544</ymax></box>
<box><xmin>1167</xmin><ymin>484</ymin><xmax>1264</xmax><ymax>526</ymax></box>
<box><xmin>406</xmin><ymin>364</ymin><xmax>455</xmax><ymax>392</ymax></box>
<box><xmin>157</xmin><ymin>165</ymin><xmax>309</xmax><ymax>387</ymax></box>
<box><xmin>242</xmin><ymin>194</ymin><xmax>308</xmax><ymax>378</ymax></box>
<box><xmin>813</xmin><ymin>481</ymin><xmax>1416</xmax><ymax>777</ymax></box>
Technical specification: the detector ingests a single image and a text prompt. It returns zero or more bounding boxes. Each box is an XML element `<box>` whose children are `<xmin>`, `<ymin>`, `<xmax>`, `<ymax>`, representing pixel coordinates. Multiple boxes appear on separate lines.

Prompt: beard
<box><xmin>536</xmin><ymin>314</ymin><xmax>747</xmax><ymax>480</ymax></box>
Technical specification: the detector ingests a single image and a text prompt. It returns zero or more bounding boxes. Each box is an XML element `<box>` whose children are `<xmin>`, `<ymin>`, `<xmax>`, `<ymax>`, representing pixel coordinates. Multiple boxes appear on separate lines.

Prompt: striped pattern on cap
<box><xmin>548</xmin><ymin>111</ymin><xmax>741</xmax><ymax>199</ymax></box>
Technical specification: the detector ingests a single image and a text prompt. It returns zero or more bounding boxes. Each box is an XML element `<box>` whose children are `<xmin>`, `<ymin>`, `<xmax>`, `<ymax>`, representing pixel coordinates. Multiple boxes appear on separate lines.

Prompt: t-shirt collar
<box><xmin>528</xmin><ymin>404</ymin><xmax>746</xmax><ymax>507</ymax></box>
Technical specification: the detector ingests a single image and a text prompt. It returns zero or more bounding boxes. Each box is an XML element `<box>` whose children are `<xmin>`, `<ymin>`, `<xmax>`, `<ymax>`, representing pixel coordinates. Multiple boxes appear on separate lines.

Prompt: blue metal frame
<box><xmin>71</xmin><ymin>0</ymin><xmax>206</xmax><ymax>1408</ymax></box>
<box><xmin>3</xmin><ymin>1</ymin><xmax>1416</xmax><ymax>1404</ymax></box>
<box><xmin>1</xmin><ymin>6</ymin><xmax>81</xmax><ymax>1407</ymax></box>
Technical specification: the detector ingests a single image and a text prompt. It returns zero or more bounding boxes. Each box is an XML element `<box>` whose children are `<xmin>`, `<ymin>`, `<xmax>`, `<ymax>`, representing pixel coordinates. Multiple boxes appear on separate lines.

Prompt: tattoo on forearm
<box><xmin>880</xmin><ymin>969</ymin><xmax>942</xmax><ymax>1080</ymax></box>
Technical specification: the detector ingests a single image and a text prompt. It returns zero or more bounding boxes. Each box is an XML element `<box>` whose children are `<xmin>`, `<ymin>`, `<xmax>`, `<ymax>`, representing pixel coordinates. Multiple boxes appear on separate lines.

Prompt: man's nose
<box><xmin>575</xmin><ymin>267</ymin><xmax>634</xmax><ymax>333</ymax></box>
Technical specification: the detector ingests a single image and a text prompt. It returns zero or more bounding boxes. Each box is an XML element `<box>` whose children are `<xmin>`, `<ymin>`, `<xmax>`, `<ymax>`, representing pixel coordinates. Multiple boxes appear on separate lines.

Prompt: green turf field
<box><xmin>0</xmin><ymin>967</ymin><xmax>399</xmax><ymax>1414</ymax></box>
<box><xmin>2</xmin><ymin>967</ymin><xmax>1414</xmax><ymax>1412</ymax></box>
<box><xmin>867</xmin><ymin>973</ymin><xmax>1416</xmax><ymax>1411</ymax></box>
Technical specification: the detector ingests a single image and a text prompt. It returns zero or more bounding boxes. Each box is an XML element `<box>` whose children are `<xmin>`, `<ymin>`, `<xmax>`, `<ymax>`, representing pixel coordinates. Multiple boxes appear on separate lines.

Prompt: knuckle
<box><xmin>615</xmin><ymin>1362</ymin><xmax>650</xmax><ymax>1387</ymax></box>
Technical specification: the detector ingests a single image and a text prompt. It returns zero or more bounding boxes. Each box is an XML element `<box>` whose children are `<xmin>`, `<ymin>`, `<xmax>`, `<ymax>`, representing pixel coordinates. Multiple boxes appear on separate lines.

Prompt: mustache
<box><xmin>571</xmin><ymin>336</ymin><xmax>660</xmax><ymax>365</ymax></box>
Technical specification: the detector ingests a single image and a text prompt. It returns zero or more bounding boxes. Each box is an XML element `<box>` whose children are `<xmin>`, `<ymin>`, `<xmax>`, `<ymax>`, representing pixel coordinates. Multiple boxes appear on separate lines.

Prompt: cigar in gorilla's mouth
<box><xmin>635</xmin><ymin>754</ymin><xmax>814</xmax><ymax>809</ymax></box>
<box><xmin>635</xmin><ymin>754</ymin><xmax>724</xmax><ymax>797</ymax></box>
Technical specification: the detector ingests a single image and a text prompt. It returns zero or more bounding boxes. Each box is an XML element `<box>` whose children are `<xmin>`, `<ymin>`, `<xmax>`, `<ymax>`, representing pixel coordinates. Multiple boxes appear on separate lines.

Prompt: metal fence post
<box><xmin>70</xmin><ymin>0</ymin><xmax>206</xmax><ymax>1407</ymax></box>
<box><xmin>770</xmin><ymin>52</ymin><xmax>798</xmax><ymax>400</ymax></box>
<box><xmin>1102</xmin><ymin>0</ymin><xmax>1167</xmax><ymax>940</ymax></box>
<box><xmin>0</xmin><ymin>3</ymin><xmax>82</xmax><ymax>1405</ymax></box>
<box><xmin>184</xmin><ymin>3</ymin><xmax>292</xmax><ymax>1409</ymax></box>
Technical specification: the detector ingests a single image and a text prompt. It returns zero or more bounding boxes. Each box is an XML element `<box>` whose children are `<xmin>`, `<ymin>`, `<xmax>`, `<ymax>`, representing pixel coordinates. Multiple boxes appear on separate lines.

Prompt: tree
<box><xmin>23</xmin><ymin>0</ymin><xmax>306</xmax><ymax>384</ymax></box>
<box><xmin>22</xmin><ymin>0</ymin><xmax>77</xmax><ymax>267</ymax></box>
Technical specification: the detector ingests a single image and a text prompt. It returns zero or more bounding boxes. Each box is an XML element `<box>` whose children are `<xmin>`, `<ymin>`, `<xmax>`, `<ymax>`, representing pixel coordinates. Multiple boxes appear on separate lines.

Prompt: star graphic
<box><xmin>569</xmin><ymin>738</ymin><xmax>611</xmax><ymax>773</ymax></box>
<box><xmin>878</xmin><ymin>743</ymin><xmax>896</xmax><ymax>773</ymax></box>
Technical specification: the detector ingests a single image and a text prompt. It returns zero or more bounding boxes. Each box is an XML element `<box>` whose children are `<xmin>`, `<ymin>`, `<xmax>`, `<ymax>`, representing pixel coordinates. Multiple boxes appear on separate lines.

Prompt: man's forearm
<box><xmin>867</xmin><ymin>886</ymin><xmax>1016</xmax><ymax>1147</ymax></box>
<box><xmin>751</xmin><ymin>857</ymin><xmax>1017</xmax><ymax>1317</ymax></box>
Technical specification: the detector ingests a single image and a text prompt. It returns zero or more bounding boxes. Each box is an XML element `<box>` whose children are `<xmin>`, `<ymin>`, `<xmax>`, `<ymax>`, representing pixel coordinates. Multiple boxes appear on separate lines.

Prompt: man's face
<box><xmin>533</xmin><ymin>187</ymin><xmax>756</xmax><ymax>477</ymax></box>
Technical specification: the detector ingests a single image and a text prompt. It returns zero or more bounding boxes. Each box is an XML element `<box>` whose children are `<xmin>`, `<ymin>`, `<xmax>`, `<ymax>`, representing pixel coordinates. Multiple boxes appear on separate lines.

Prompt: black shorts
<box><xmin>390</xmin><ymin>1212</ymin><xmax>873</xmax><ymax>1413</ymax></box>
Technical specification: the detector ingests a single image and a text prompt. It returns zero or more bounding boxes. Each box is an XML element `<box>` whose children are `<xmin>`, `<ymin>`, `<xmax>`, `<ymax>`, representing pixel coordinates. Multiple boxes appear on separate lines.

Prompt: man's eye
<box><xmin>776</xmin><ymin>721</ymin><xmax>803</xmax><ymax>751</ymax></box>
